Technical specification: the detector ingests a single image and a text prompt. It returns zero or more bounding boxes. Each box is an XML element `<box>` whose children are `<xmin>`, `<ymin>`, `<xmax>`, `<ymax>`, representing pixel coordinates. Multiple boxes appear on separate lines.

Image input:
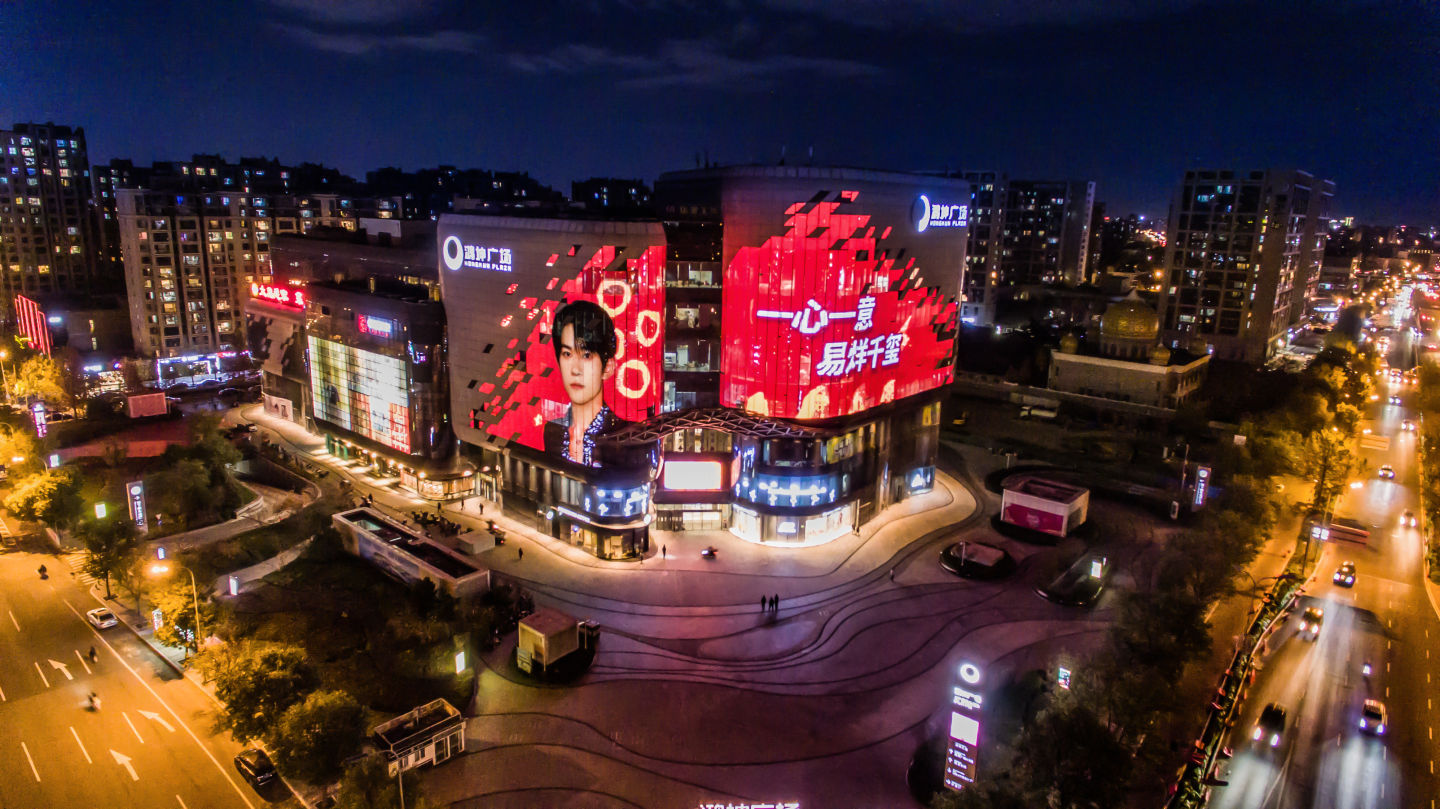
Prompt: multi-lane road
<box><xmin>0</xmin><ymin>540</ymin><xmax>266</xmax><ymax>809</ymax></box>
<box><xmin>1210</xmin><ymin>307</ymin><xmax>1440</xmax><ymax>808</ymax></box>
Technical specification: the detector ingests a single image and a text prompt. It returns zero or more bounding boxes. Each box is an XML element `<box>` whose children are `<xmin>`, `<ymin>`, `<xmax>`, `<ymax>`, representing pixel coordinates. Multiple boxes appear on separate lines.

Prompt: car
<box><xmin>233</xmin><ymin>748</ymin><xmax>277</xmax><ymax>789</ymax></box>
<box><xmin>1389</xmin><ymin>395</ymin><xmax>1402</xmax><ymax>405</ymax></box>
<box><xmin>218</xmin><ymin>387</ymin><xmax>242</xmax><ymax>399</ymax></box>
<box><xmin>1379</xmin><ymin>465</ymin><xmax>1395</xmax><ymax>479</ymax></box>
<box><xmin>1359</xmin><ymin>699</ymin><xmax>1387</xmax><ymax>735</ymax></box>
<box><xmin>1402</xmin><ymin>510</ymin><xmax>1417</xmax><ymax>528</ymax></box>
<box><xmin>1253</xmin><ymin>703</ymin><xmax>1287</xmax><ymax>748</ymax></box>
<box><xmin>85</xmin><ymin>607</ymin><xmax>118</xmax><ymax>629</ymax></box>
<box><xmin>1299</xmin><ymin>606</ymin><xmax>1325</xmax><ymax>639</ymax></box>
<box><xmin>1333</xmin><ymin>562</ymin><xmax>1357</xmax><ymax>587</ymax></box>
<box><xmin>1403</xmin><ymin>419</ymin><xmax>1417</xmax><ymax>432</ymax></box>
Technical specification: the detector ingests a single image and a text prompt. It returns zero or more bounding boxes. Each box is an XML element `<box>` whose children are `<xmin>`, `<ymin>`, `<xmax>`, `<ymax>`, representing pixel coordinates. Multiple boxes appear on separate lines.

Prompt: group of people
<box><xmin>760</xmin><ymin>594</ymin><xmax>782</xmax><ymax>613</ymax></box>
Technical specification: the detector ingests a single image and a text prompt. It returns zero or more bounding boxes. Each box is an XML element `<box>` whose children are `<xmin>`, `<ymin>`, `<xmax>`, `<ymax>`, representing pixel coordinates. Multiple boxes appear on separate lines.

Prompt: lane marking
<box><xmin>70</xmin><ymin>726</ymin><xmax>92</xmax><ymax>764</ymax></box>
<box><xmin>74</xmin><ymin>649</ymin><xmax>92</xmax><ymax>675</ymax></box>
<box><xmin>110</xmin><ymin>749</ymin><xmax>137</xmax><ymax>781</ymax></box>
<box><xmin>0</xmin><ymin>681</ymin><xmax>5</xmax><ymax>701</ymax></box>
<box><xmin>123</xmin><ymin>711</ymin><xmax>145</xmax><ymax>744</ymax></box>
<box><xmin>21</xmin><ymin>741</ymin><xmax>40</xmax><ymax>781</ymax></box>
<box><xmin>63</xmin><ymin>600</ymin><xmax>258</xmax><ymax>809</ymax></box>
<box><xmin>177</xmin><ymin>796</ymin><xmax>190</xmax><ymax>809</ymax></box>
<box><xmin>8</xmin><ymin>610</ymin><xmax>19</xmax><ymax>631</ymax></box>
<box><xmin>1387</xmin><ymin>686</ymin><xmax>1391</xmax><ymax>698</ymax></box>
<box><xmin>33</xmin><ymin>661</ymin><xmax>49</xmax><ymax>688</ymax></box>
<box><xmin>49</xmin><ymin>658</ymin><xmax>73</xmax><ymax>680</ymax></box>
<box><xmin>139</xmin><ymin>710</ymin><xmax>175</xmax><ymax>733</ymax></box>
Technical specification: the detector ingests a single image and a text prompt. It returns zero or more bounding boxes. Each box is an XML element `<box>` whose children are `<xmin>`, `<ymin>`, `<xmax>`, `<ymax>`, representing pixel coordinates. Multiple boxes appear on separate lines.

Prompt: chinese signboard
<box><xmin>128</xmin><ymin>480</ymin><xmax>147</xmax><ymax>531</ymax></box>
<box><xmin>357</xmin><ymin>314</ymin><xmax>395</xmax><ymax>339</ymax></box>
<box><xmin>250</xmin><ymin>282</ymin><xmax>306</xmax><ymax>310</ymax></box>
<box><xmin>1193</xmin><ymin>465</ymin><xmax>1211</xmax><ymax>508</ymax></box>
<box><xmin>945</xmin><ymin>662</ymin><xmax>983</xmax><ymax>790</ymax></box>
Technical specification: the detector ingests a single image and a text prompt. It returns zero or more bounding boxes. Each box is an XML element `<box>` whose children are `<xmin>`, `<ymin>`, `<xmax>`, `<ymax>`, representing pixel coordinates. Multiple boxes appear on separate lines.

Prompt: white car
<box><xmin>85</xmin><ymin>607</ymin><xmax>118</xmax><ymax>629</ymax></box>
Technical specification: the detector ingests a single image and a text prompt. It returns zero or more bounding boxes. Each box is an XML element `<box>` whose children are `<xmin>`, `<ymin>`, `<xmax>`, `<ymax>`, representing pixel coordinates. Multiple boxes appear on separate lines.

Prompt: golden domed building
<box><xmin>1047</xmin><ymin>291</ymin><xmax>1210</xmax><ymax>409</ymax></box>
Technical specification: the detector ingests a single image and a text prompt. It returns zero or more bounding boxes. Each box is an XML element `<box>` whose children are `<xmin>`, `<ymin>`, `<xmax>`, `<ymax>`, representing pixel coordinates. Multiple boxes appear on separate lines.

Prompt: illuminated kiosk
<box><xmin>332</xmin><ymin>508</ymin><xmax>489</xmax><ymax>598</ymax></box>
<box><xmin>306</xmin><ymin>280</ymin><xmax>473</xmax><ymax>500</ymax></box>
<box><xmin>999</xmin><ymin>478</ymin><xmax>1089</xmax><ymax>539</ymax></box>
<box><xmin>371</xmin><ymin>699</ymin><xmax>465</xmax><ymax>776</ymax></box>
<box><xmin>440</xmin><ymin>166</ymin><xmax>967</xmax><ymax>556</ymax></box>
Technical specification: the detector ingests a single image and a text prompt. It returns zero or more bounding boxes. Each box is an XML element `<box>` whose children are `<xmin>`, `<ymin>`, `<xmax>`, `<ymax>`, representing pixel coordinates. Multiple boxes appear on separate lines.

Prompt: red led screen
<box><xmin>720</xmin><ymin>194</ymin><xmax>958</xmax><ymax>419</ymax></box>
<box><xmin>14</xmin><ymin>295</ymin><xmax>53</xmax><ymax>356</ymax></box>
<box><xmin>439</xmin><ymin>216</ymin><xmax>667</xmax><ymax>468</ymax></box>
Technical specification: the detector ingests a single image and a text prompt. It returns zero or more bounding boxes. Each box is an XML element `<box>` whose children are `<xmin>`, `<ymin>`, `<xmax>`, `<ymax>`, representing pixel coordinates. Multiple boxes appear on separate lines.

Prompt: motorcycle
<box><xmin>88</xmin><ymin>692</ymin><xmax>101</xmax><ymax>711</ymax></box>
<box><xmin>38</xmin><ymin>564</ymin><xmax>48</xmax><ymax>579</ymax></box>
<box><xmin>701</xmin><ymin>546</ymin><xmax>718</xmax><ymax>560</ymax></box>
<box><xmin>1362</xmin><ymin>661</ymin><xmax>1372</xmax><ymax>678</ymax></box>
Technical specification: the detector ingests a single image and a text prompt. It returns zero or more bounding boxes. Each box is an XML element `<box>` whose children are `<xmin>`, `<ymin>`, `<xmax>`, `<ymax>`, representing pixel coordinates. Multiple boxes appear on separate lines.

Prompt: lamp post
<box><xmin>149</xmin><ymin>561</ymin><xmax>203</xmax><ymax>657</ymax></box>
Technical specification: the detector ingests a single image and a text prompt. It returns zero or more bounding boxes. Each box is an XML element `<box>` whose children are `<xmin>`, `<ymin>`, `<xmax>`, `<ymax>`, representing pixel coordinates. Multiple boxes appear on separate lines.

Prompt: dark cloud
<box><xmin>273</xmin><ymin>23</ymin><xmax>483</xmax><ymax>55</ymax></box>
<box><xmin>262</xmin><ymin>0</ymin><xmax>444</xmax><ymax>24</ymax></box>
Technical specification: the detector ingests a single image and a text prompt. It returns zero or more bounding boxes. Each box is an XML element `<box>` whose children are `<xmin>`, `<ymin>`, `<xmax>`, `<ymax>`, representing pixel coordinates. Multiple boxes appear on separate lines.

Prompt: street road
<box><xmin>1209</xmin><ymin>314</ymin><xmax>1440</xmax><ymax>808</ymax></box>
<box><xmin>0</xmin><ymin>543</ymin><xmax>261</xmax><ymax>809</ymax></box>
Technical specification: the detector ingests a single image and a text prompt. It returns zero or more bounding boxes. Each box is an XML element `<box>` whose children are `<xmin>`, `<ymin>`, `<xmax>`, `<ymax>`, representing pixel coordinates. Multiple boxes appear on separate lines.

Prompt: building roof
<box><xmin>520</xmin><ymin>608</ymin><xmax>578</xmax><ymax>637</ymax></box>
<box><xmin>1005</xmin><ymin>477</ymin><xmax>1088</xmax><ymax>503</ymax></box>
<box><xmin>1100</xmin><ymin>290</ymin><xmax>1160</xmax><ymax>342</ymax></box>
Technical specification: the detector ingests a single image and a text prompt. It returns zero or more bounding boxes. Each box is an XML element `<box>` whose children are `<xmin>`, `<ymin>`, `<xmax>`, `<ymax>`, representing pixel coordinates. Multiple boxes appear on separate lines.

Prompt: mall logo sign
<box><xmin>914</xmin><ymin>195</ymin><xmax>969</xmax><ymax>233</ymax></box>
<box><xmin>442</xmin><ymin>235</ymin><xmax>513</xmax><ymax>272</ymax></box>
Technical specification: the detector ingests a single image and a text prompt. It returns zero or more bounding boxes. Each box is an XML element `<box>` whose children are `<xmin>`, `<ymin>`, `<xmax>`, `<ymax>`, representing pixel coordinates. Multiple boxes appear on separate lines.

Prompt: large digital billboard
<box><xmin>308</xmin><ymin>336</ymin><xmax>412</xmax><ymax>453</ymax></box>
<box><xmin>719</xmin><ymin>184</ymin><xmax>963</xmax><ymax>419</ymax></box>
<box><xmin>439</xmin><ymin>216</ymin><xmax>666</xmax><ymax>468</ymax></box>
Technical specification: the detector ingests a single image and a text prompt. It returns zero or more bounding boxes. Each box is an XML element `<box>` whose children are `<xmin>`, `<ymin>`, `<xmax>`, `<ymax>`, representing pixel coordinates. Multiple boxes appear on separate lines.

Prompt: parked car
<box><xmin>86</xmin><ymin>607</ymin><xmax>118</xmax><ymax>629</ymax></box>
<box><xmin>233</xmin><ymin>748</ymin><xmax>277</xmax><ymax>789</ymax></box>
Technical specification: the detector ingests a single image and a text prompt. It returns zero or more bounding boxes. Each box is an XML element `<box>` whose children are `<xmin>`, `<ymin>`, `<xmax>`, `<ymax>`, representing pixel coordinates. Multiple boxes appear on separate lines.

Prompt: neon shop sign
<box><xmin>250</xmin><ymin>283</ymin><xmax>306</xmax><ymax>310</ymax></box>
<box><xmin>757</xmin><ymin>297</ymin><xmax>901</xmax><ymax>378</ymax></box>
<box><xmin>357</xmin><ymin>314</ymin><xmax>395</xmax><ymax>338</ymax></box>
<box><xmin>442</xmin><ymin>235</ymin><xmax>513</xmax><ymax>272</ymax></box>
<box><xmin>914</xmin><ymin>195</ymin><xmax>968</xmax><ymax>232</ymax></box>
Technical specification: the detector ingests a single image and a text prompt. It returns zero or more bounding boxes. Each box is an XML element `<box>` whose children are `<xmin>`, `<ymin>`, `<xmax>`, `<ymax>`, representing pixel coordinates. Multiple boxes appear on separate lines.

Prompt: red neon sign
<box><xmin>250</xmin><ymin>283</ymin><xmax>306</xmax><ymax>310</ymax></box>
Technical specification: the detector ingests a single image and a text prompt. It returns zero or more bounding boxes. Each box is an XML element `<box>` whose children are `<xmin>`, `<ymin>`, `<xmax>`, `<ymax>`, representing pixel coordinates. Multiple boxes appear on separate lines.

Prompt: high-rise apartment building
<box><xmin>0</xmin><ymin>122</ymin><xmax>104</xmax><ymax>318</ymax></box>
<box><xmin>1000</xmin><ymin>180</ymin><xmax>1096</xmax><ymax>287</ymax></box>
<box><xmin>1157</xmin><ymin>169</ymin><xmax>1334</xmax><ymax>364</ymax></box>
<box><xmin>957</xmin><ymin>171</ymin><xmax>1005</xmax><ymax>325</ymax></box>
<box><xmin>110</xmin><ymin>156</ymin><xmax>407</xmax><ymax>357</ymax></box>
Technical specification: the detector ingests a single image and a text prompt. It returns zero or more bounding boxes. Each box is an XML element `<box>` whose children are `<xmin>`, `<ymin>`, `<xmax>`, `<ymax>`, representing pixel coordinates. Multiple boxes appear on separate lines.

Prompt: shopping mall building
<box><xmin>440</xmin><ymin>166</ymin><xmax>970</xmax><ymax>558</ymax></box>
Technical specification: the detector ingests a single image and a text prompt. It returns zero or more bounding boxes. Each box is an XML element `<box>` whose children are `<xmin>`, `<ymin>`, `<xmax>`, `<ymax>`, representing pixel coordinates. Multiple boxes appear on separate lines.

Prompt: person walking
<box><xmin>889</xmin><ymin>567</ymin><xmax>895</xmax><ymax>582</ymax></box>
<box><xmin>517</xmin><ymin>547</ymin><xmax>524</xmax><ymax>561</ymax></box>
<box><xmin>760</xmin><ymin>595</ymin><xmax>767</xmax><ymax>612</ymax></box>
<box><xmin>771</xmin><ymin>594</ymin><xmax>779</xmax><ymax>612</ymax></box>
<box><xmin>661</xmin><ymin>544</ymin><xmax>667</xmax><ymax>559</ymax></box>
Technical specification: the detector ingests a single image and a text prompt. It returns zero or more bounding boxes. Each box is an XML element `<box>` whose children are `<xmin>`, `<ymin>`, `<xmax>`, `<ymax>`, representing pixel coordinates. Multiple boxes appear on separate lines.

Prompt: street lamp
<box><xmin>148</xmin><ymin>561</ymin><xmax>203</xmax><ymax>656</ymax></box>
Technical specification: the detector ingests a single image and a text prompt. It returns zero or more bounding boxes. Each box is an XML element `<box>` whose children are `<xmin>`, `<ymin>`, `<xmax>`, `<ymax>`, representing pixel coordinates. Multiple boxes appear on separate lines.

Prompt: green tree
<box><xmin>76</xmin><ymin>516</ymin><xmax>141</xmax><ymax>600</ymax></box>
<box><xmin>0</xmin><ymin>423</ymin><xmax>41</xmax><ymax>476</ymax></box>
<box><xmin>201</xmin><ymin>642</ymin><xmax>318</xmax><ymax>742</ymax></box>
<box><xmin>269</xmin><ymin>690</ymin><xmax>369</xmax><ymax>784</ymax></box>
<box><xmin>12</xmin><ymin>354</ymin><xmax>70</xmax><ymax>410</ymax></box>
<box><xmin>1016</xmin><ymin>694</ymin><xmax>1131</xmax><ymax>809</ymax></box>
<box><xmin>333</xmin><ymin>757</ymin><xmax>428</xmax><ymax>809</ymax></box>
<box><xmin>151</xmin><ymin>578</ymin><xmax>218</xmax><ymax>654</ymax></box>
<box><xmin>4</xmin><ymin>467</ymin><xmax>84</xmax><ymax>530</ymax></box>
<box><xmin>1292</xmin><ymin>428</ymin><xmax>1363</xmax><ymax>508</ymax></box>
<box><xmin>150</xmin><ymin>458</ymin><xmax>217</xmax><ymax>530</ymax></box>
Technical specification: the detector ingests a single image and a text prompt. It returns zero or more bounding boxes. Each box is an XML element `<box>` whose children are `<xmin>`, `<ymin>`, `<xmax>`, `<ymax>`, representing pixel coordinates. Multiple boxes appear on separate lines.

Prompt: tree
<box><xmin>12</xmin><ymin>354</ymin><xmax>70</xmax><ymax>410</ymax></box>
<box><xmin>151</xmin><ymin>578</ymin><xmax>218</xmax><ymax>654</ymax></box>
<box><xmin>76</xmin><ymin>516</ymin><xmax>141</xmax><ymax>600</ymax></box>
<box><xmin>0</xmin><ymin>423</ymin><xmax>40</xmax><ymax>476</ymax></box>
<box><xmin>1292</xmin><ymin>428</ymin><xmax>1363</xmax><ymax>508</ymax></box>
<box><xmin>201</xmin><ymin>642</ymin><xmax>318</xmax><ymax>742</ymax></box>
<box><xmin>1015</xmin><ymin>694</ymin><xmax>1131</xmax><ymax>809</ymax></box>
<box><xmin>269</xmin><ymin>690</ymin><xmax>369</xmax><ymax>784</ymax></box>
<box><xmin>150</xmin><ymin>459</ymin><xmax>218</xmax><ymax>530</ymax></box>
<box><xmin>4</xmin><ymin>467</ymin><xmax>84</xmax><ymax>531</ymax></box>
<box><xmin>333</xmin><ymin>757</ymin><xmax>428</xmax><ymax>809</ymax></box>
<box><xmin>53</xmin><ymin>346</ymin><xmax>89</xmax><ymax>409</ymax></box>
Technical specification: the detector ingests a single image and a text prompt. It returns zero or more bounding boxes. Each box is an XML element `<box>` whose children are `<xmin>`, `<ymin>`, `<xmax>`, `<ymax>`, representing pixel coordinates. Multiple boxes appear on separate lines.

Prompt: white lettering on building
<box><xmin>443</xmin><ymin>235</ymin><xmax>513</xmax><ymax>272</ymax></box>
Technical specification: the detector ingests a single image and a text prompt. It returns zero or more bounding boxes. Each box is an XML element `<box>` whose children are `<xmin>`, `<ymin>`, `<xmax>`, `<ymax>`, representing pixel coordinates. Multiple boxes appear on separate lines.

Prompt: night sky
<box><xmin>3</xmin><ymin>0</ymin><xmax>1437</xmax><ymax>224</ymax></box>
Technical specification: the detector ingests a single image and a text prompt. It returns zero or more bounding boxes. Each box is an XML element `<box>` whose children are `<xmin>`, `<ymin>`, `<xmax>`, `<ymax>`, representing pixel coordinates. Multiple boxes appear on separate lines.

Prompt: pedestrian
<box><xmin>889</xmin><ymin>567</ymin><xmax>895</xmax><ymax>582</ymax></box>
<box><xmin>761</xmin><ymin>595</ymin><xmax>767</xmax><ymax>612</ymax></box>
<box><xmin>662</xmin><ymin>544</ymin><xmax>667</xmax><ymax>559</ymax></box>
<box><xmin>88</xmin><ymin>645</ymin><xmax>97</xmax><ymax>663</ymax></box>
<box><xmin>517</xmin><ymin>547</ymin><xmax>524</xmax><ymax>561</ymax></box>
<box><xmin>773</xmin><ymin>594</ymin><xmax>779</xmax><ymax>611</ymax></box>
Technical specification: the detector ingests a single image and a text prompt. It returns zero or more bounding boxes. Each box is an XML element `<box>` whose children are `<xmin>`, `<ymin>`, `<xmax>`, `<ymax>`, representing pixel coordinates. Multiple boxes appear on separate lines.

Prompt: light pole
<box><xmin>149</xmin><ymin>561</ymin><xmax>203</xmax><ymax>657</ymax></box>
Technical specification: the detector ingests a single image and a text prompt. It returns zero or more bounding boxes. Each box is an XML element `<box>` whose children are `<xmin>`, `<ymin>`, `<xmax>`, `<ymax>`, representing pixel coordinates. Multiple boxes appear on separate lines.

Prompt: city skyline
<box><xmin>3</xmin><ymin>0</ymin><xmax>1437</xmax><ymax>225</ymax></box>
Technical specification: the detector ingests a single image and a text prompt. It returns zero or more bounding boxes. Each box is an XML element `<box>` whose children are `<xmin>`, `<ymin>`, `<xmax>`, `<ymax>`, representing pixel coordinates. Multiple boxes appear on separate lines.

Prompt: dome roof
<box><xmin>1059</xmin><ymin>333</ymin><xmax>1080</xmax><ymax>354</ymax></box>
<box><xmin>1148</xmin><ymin>343</ymin><xmax>1172</xmax><ymax>366</ymax></box>
<box><xmin>1101</xmin><ymin>290</ymin><xmax>1160</xmax><ymax>342</ymax></box>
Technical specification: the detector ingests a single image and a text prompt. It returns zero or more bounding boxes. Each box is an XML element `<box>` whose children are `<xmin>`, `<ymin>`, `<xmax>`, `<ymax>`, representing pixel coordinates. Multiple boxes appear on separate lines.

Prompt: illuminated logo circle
<box><xmin>442</xmin><ymin>235</ymin><xmax>464</xmax><ymax>271</ymax></box>
<box><xmin>596</xmin><ymin>279</ymin><xmax>632</xmax><ymax>317</ymax></box>
<box><xmin>959</xmin><ymin>662</ymin><xmax>981</xmax><ymax>685</ymax></box>
<box><xmin>915</xmin><ymin>194</ymin><xmax>933</xmax><ymax>233</ymax></box>
<box><xmin>636</xmin><ymin>309</ymin><xmax>662</xmax><ymax>347</ymax></box>
<box><xmin>129</xmin><ymin>484</ymin><xmax>143</xmax><ymax>495</ymax></box>
<box><xmin>615</xmin><ymin>358</ymin><xmax>651</xmax><ymax>399</ymax></box>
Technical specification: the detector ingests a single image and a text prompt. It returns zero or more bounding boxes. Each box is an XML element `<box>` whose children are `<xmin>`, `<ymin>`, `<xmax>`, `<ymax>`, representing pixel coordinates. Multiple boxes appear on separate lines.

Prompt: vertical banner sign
<box><xmin>151</xmin><ymin>608</ymin><xmax>163</xmax><ymax>631</ymax></box>
<box><xmin>1193</xmin><ymin>466</ymin><xmax>1211</xmax><ymax>508</ymax></box>
<box><xmin>127</xmin><ymin>481</ymin><xmax>147</xmax><ymax>531</ymax></box>
<box><xmin>945</xmin><ymin>662</ymin><xmax>983</xmax><ymax>790</ymax></box>
<box><xmin>31</xmin><ymin>402</ymin><xmax>46</xmax><ymax>438</ymax></box>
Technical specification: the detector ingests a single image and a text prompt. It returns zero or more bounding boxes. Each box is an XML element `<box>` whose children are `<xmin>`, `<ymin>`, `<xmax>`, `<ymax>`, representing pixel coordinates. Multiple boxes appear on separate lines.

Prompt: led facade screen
<box><xmin>719</xmin><ymin>185</ymin><xmax>963</xmax><ymax>419</ymax></box>
<box><xmin>662</xmin><ymin>460</ymin><xmax>724</xmax><ymax>491</ymax></box>
<box><xmin>308</xmin><ymin>336</ymin><xmax>412</xmax><ymax>454</ymax></box>
<box><xmin>439</xmin><ymin>216</ymin><xmax>666</xmax><ymax>468</ymax></box>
